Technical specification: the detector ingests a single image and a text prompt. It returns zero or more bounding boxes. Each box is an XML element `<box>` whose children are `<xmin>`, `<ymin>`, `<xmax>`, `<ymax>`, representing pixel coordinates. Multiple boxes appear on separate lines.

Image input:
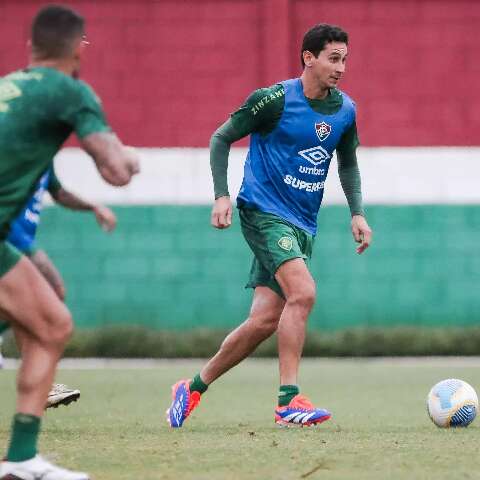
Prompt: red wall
<box><xmin>1</xmin><ymin>0</ymin><xmax>479</xmax><ymax>146</ymax></box>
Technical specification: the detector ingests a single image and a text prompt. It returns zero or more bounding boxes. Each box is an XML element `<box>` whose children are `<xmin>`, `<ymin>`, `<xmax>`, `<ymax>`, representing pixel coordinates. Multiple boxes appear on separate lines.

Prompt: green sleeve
<box><xmin>210</xmin><ymin>85</ymin><xmax>285</xmax><ymax>199</ymax></box>
<box><xmin>336</xmin><ymin>122</ymin><xmax>364</xmax><ymax>216</ymax></box>
<box><xmin>230</xmin><ymin>84</ymin><xmax>285</xmax><ymax>137</ymax></box>
<box><xmin>210</xmin><ymin>119</ymin><xmax>244</xmax><ymax>199</ymax></box>
<box><xmin>58</xmin><ymin>80</ymin><xmax>111</xmax><ymax>139</ymax></box>
<box><xmin>47</xmin><ymin>166</ymin><xmax>62</xmax><ymax>195</ymax></box>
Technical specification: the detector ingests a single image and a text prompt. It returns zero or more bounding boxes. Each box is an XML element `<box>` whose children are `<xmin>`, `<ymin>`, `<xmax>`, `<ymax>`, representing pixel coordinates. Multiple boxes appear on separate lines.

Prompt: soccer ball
<box><xmin>427</xmin><ymin>379</ymin><xmax>478</xmax><ymax>428</ymax></box>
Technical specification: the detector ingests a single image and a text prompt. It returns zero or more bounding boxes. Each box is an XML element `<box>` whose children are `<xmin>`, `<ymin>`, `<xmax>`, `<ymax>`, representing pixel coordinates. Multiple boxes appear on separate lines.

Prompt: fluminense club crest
<box><xmin>278</xmin><ymin>236</ymin><xmax>293</xmax><ymax>251</ymax></box>
<box><xmin>315</xmin><ymin>121</ymin><xmax>332</xmax><ymax>141</ymax></box>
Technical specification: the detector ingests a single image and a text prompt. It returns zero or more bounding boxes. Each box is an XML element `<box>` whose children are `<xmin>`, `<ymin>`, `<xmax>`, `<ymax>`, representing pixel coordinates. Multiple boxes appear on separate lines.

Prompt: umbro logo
<box><xmin>298</xmin><ymin>145</ymin><xmax>330</xmax><ymax>166</ymax></box>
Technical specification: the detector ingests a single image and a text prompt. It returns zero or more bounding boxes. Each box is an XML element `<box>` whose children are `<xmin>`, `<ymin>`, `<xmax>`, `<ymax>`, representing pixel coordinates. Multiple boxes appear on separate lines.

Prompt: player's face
<box><xmin>306</xmin><ymin>42</ymin><xmax>348</xmax><ymax>89</ymax></box>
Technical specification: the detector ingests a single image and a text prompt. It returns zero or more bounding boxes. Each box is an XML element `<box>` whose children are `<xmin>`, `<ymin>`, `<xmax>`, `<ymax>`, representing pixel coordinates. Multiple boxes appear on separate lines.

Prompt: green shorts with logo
<box><xmin>239</xmin><ymin>207</ymin><xmax>314</xmax><ymax>298</ymax></box>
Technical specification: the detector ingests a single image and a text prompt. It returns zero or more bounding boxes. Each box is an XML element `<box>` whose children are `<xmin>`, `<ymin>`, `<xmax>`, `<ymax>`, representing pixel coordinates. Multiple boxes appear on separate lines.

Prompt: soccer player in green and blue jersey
<box><xmin>167</xmin><ymin>24</ymin><xmax>372</xmax><ymax>428</ymax></box>
<box><xmin>0</xmin><ymin>6</ymin><xmax>139</xmax><ymax>480</ymax></box>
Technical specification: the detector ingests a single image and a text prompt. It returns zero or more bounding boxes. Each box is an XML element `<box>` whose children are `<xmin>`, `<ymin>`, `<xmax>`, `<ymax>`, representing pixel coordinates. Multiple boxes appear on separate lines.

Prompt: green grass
<box><xmin>1</xmin><ymin>359</ymin><xmax>480</xmax><ymax>480</ymax></box>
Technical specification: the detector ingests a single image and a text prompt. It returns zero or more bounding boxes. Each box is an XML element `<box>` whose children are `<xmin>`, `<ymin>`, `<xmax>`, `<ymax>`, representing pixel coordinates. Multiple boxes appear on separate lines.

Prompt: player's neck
<box><xmin>28</xmin><ymin>57</ymin><xmax>76</xmax><ymax>77</ymax></box>
<box><xmin>300</xmin><ymin>72</ymin><xmax>329</xmax><ymax>100</ymax></box>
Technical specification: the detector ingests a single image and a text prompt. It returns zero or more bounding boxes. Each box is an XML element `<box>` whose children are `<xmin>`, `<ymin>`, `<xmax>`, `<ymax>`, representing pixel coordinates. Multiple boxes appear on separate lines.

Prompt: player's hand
<box><xmin>124</xmin><ymin>145</ymin><xmax>141</xmax><ymax>177</ymax></box>
<box><xmin>351</xmin><ymin>214</ymin><xmax>372</xmax><ymax>254</ymax></box>
<box><xmin>94</xmin><ymin>205</ymin><xmax>117</xmax><ymax>232</ymax></box>
<box><xmin>211</xmin><ymin>196</ymin><xmax>232</xmax><ymax>229</ymax></box>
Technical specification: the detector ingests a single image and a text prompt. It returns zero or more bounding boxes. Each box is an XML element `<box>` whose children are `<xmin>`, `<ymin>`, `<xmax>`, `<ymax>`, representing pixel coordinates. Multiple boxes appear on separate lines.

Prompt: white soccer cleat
<box><xmin>0</xmin><ymin>454</ymin><xmax>89</xmax><ymax>480</ymax></box>
<box><xmin>46</xmin><ymin>383</ymin><xmax>81</xmax><ymax>409</ymax></box>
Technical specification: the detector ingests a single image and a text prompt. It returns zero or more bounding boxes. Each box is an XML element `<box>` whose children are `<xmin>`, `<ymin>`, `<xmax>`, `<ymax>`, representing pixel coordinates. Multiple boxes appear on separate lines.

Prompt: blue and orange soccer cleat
<box><xmin>166</xmin><ymin>379</ymin><xmax>201</xmax><ymax>428</ymax></box>
<box><xmin>275</xmin><ymin>394</ymin><xmax>331</xmax><ymax>427</ymax></box>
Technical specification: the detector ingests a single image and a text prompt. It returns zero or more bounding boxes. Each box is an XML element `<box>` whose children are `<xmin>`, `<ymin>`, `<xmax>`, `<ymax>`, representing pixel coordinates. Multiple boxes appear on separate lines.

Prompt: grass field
<box><xmin>1</xmin><ymin>358</ymin><xmax>480</xmax><ymax>480</ymax></box>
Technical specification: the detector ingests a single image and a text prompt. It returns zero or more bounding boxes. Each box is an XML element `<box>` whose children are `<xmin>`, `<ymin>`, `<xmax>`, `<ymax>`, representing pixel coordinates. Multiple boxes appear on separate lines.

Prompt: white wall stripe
<box><xmin>51</xmin><ymin>147</ymin><xmax>480</xmax><ymax>206</ymax></box>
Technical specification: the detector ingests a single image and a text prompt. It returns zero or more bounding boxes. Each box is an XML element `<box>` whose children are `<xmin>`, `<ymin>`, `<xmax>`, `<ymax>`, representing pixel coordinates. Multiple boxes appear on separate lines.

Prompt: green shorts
<box><xmin>0</xmin><ymin>320</ymin><xmax>9</xmax><ymax>334</ymax></box>
<box><xmin>0</xmin><ymin>241</ymin><xmax>23</xmax><ymax>334</ymax></box>
<box><xmin>0</xmin><ymin>240</ymin><xmax>22</xmax><ymax>277</ymax></box>
<box><xmin>239</xmin><ymin>208</ymin><xmax>314</xmax><ymax>298</ymax></box>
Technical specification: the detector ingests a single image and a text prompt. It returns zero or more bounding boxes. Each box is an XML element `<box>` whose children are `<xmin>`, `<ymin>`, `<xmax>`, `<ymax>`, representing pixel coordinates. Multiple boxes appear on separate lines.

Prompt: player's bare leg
<box><xmin>273</xmin><ymin>258</ymin><xmax>331</xmax><ymax>426</ymax></box>
<box><xmin>275</xmin><ymin>258</ymin><xmax>315</xmax><ymax>386</ymax></box>
<box><xmin>0</xmin><ymin>255</ymin><xmax>90</xmax><ymax>480</ymax></box>
<box><xmin>200</xmin><ymin>286</ymin><xmax>285</xmax><ymax>384</ymax></box>
<box><xmin>167</xmin><ymin>286</ymin><xmax>285</xmax><ymax>427</ymax></box>
<box><xmin>0</xmin><ymin>256</ymin><xmax>72</xmax><ymax>416</ymax></box>
<box><xmin>11</xmin><ymin>250</ymin><xmax>80</xmax><ymax>409</ymax></box>
<box><xmin>13</xmin><ymin>326</ymin><xmax>81</xmax><ymax>410</ymax></box>
<box><xmin>30</xmin><ymin>249</ymin><xmax>66</xmax><ymax>301</ymax></box>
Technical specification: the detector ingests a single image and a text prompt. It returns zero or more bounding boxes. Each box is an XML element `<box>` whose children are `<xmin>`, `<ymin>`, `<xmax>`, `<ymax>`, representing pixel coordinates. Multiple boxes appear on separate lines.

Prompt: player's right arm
<box><xmin>80</xmin><ymin>133</ymin><xmax>139</xmax><ymax>186</ymax></box>
<box><xmin>210</xmin><ymin>85</ymin><xmax>284</xmax><ymax>229</ymax></box>
<box><xmin>209</xmin><ymin>121</ymin><xmax>242</xmax><ymax>229</ymax></box>
<box><xmin>59</xmin><ymin>80</ymin><xmax>140</xmax><ymax>187</ymax></box>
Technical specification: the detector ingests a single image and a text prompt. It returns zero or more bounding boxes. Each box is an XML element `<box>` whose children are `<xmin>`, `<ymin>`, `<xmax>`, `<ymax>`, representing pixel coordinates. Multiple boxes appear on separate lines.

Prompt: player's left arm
<box><xmin>49</xmin><ymin>171</ymin><xmax>116</xmax><ymax>232</ymax></box>
<box><xmin>336</xmin><ymin>122</ymin><xmax>372</xmax><ymax>254</ymax></box>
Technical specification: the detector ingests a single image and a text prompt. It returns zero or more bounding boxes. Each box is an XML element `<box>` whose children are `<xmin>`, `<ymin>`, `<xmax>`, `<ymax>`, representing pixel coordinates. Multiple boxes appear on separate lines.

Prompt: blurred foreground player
<box><xmin>168</xmin><ymin>24</ymin><xmax>372</xmax><ymax>428</ymax></box>
<box><xmin>0</xmin><ymin>162</ymin><xmax>117</xmax><ymax>409</ymax></box>
<box><xmin>0</xmin><ymin>5</ymin><xmax>139</xmax><ymax>480</ymax></box>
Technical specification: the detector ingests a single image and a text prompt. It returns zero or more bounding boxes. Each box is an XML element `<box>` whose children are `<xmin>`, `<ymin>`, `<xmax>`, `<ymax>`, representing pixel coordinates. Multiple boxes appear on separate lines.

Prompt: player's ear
<box><xmin>73</xmin><ymin>36</ymin><xmax>88</xmax><ymax>60</ymax></box>
<box><xmin>303</xmin><ymin>50</ymin><xmax>313</xmax><ymax>68</ymax></box>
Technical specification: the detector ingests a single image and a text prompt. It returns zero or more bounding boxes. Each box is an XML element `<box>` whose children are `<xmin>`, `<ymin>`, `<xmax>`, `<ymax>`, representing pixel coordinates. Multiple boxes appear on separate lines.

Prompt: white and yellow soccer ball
<box><xmin>427</xmin><ymin>379</ymin><xmax>478</xmax><ymax>428</ymax></box>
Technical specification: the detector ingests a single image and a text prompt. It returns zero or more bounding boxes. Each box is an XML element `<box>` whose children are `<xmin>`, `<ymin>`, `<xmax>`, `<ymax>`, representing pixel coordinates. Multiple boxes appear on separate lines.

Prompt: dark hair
<box><xmin>301</xmin><ymin>24</ymin><xmax>348</xmax><ymax>67</ymax></box>
<box><xmin>31</xmin><ymin>4</ymin><xmax>85</xmax><ymax>59</ymax></box>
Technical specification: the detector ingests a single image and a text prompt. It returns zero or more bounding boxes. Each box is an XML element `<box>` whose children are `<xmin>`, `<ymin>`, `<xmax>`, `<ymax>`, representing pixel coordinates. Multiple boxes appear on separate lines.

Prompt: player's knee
<box><xmin>48</xmin><ymin>309</ymin><xmax>73</xmax><ymax>346</ymax></box>
<box><xmin>286</xmin><ymin>284</ymin><xmax>316</xmax><ymax>312</ymax></box>
<box><xmin>57</xmin><ymin>310</ymin><xmax>73</xmax><ymax>342</ymax></box>
<box><xmin>249</xmin><ymin>313</ymin><xmax>279</xmax><ymax>335</ymax></box>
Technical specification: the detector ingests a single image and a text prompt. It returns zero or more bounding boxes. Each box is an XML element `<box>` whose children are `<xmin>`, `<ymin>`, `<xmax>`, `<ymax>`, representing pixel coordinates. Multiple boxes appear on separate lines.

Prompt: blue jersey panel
<box><xmin>237</xmin><ymin>78</ymin><xmax>356</xmax><ymax>235</ymax></box>
<box><xmin>7</xmin><ymin>168</ymin><xmax>51</xmax><ymax>252</ymax></box>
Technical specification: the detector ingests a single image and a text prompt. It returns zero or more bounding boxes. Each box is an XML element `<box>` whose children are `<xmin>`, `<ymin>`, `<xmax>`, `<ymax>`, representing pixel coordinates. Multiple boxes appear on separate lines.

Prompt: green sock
<box><xmin>190</xmin><ymin>374</ymin><xmax>208</xmax><ymax>394</ymax></box>
<box><xmin>6</xmin><ymin>413</ymin><xmax>41</xmax><ymax>462</ymax></box>
<box><xmin>278</xmin><ymin>384</ymin><xmax>299</xmax><ymax>407</ymax></box>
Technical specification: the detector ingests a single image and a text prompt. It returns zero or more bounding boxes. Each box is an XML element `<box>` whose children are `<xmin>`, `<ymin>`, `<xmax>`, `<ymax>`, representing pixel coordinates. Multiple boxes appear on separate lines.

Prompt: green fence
<box><xmin>36</xmin><ymin>205</ymin><xmax>480</xmax><ymax>330</ymax></box>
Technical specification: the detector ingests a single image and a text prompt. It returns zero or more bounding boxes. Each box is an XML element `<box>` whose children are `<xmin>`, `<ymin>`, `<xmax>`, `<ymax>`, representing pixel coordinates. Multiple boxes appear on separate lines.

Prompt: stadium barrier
<box><xmin>34</xmin><ymin>147</ymin><xmax>480</xmax><ymax>331</ymax></box>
